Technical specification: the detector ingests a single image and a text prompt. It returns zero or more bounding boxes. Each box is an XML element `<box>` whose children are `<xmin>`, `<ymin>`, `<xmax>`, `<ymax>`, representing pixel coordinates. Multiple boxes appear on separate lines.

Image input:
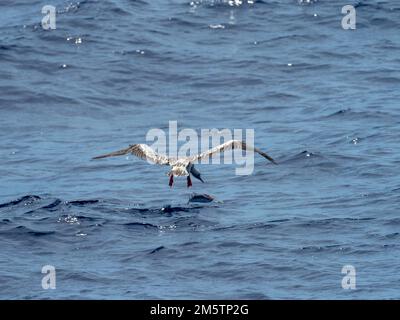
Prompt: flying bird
<box><xmin>92</xmin><ymin>140</ymin><xmax>277</xmax><ymax>187</ymax></box>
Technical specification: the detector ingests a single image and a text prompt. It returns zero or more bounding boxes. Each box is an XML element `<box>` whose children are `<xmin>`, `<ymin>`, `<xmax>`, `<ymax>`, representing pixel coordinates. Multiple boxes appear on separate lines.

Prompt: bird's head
<box><xmin>190</xmin><ymin>164</ymin><xmax>204</xmax><ymax>183</ymax></box>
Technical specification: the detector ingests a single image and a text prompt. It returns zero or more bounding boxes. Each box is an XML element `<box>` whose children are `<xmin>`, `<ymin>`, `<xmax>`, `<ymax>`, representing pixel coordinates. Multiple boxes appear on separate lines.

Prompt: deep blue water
<box><xmin>1</xmin><ymin>0</ymin><xmax>400</xmax><ymax>299</ymax></box>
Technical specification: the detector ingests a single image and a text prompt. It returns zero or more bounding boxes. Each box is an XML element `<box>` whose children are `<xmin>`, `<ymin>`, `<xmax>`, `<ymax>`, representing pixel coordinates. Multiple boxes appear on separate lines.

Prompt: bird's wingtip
<box><xmin>265</xmin><ymin>156</ymin><xmax>278</xmax><ymax>165</ymax></box>
<box><xmin>92</xmin><ymin>154</ymin><xmax>108</xmax><ymax>160</ymax></box>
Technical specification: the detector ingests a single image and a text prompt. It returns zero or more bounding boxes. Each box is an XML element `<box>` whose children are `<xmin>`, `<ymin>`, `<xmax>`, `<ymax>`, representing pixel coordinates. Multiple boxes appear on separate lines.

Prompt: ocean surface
<box><xmin>1</xmin><ymin>0</ymin><xmax>400</xmax><ymax>299</ymax></box>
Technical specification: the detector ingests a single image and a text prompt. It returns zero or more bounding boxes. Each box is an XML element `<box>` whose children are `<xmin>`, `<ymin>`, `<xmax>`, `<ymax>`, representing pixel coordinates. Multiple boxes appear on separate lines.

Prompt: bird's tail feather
<box><xmin>92</xmin><ymin>147</ymin><xmax>132</xmax><ymax>160</ymax></box>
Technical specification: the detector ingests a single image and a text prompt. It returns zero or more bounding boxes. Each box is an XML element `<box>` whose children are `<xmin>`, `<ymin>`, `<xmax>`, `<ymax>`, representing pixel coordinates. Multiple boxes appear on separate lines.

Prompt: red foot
<box><xmin>169</xmin><ymin>175</ymin><xmax>174</xmax><ymax>187</ymax></box>
<box><xmin>187</xmin><ymin>176</ymin><xmax>192</xmax><ymax>188</ymax></box>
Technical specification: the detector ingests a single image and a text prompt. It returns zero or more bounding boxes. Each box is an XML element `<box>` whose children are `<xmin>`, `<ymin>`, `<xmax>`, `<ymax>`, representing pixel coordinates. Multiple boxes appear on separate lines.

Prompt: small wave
<box><xmin>58</xmin><ymin>214</ymin><xmax>107</xmax><ymax>224</ymax></box>
<box><xmin>67</xmin><ymin>199</ymin><xmax>100</xmax><ymax>206</ymax></box>
<box><xmin>294</xmin><ymin>217</ymin><xmax>375</xmax><ymax>229</ymax></box>
<box><xmin>189</xmin><ymin>193</ymin><xmax>215</xmax><ymax>203</ymax></box>
<box><xmin>57</xmin><ymin>0</ymin><xmax>88</xmax><ymax>14</ymax></box>
<box><xmin>319</xmin><ymin>108</ymin><xmax>395</xmax><ymax>122</ymax></box>
<box><xmin>41</xmin><ymin>199</ymin><xmax>62</xmax><ymax>210</ymax></box>
<box><xmin>0</xmin><ymin>219</ymin><xmax>12</xmax><ymax>225</ymax></box>
<box><xmin>163</xmin><ymin>17</ymin><xmax>203</xmax><ymax>28</ymax></box>
<box><xmin>383</xmin><ymin>232</ymin><xmax>400</xmax><ymax>239</ymax></box>
<box><xmin>278</xmin><ymin>150</ymin><xmax>323</xmax><ymax>164</ymax></box>
<box><xmin>5</xmin><ymin>225</ymin><xmax>55</xmax><ymax>237</ymax></box>
<box><xmin>124</xmin><ymin>222</ymin><xmax>159</xmax><ymax>230</ymax></box>
<box><xmin>0</xmin><ymin>195</ymin><xmax>41</xmax><ymax>209</ymax></box>
<box><xmin>214</xmin><ymin>222</ymin><xmax>278</xmax><ymax>232</ymax></box>
<box><xmin>161</xmin><ymin>205</ymin><xmax>196</xmax><ymax>214</ymax></box>
<box><xmin>127</xmin><ymin>204</ymin><xmax>212</xmax><ymax>216</ymax></box>
<box><xmin>149</xmin><ymin>246</ymin><xmax>165</xmax><ymax>254</ymax></box>
<box><xmin>353</xmin><ymin>1</ymin><xmax>400</xmax><ymax>11</ymax></box>
<box><xmin>327</xmin><ymin>108</ymin><xmax>352</xmax><ymax>117</ymax></box>
<box><xmin>1</xmin><ymin>196</ymin><xmax>103</xmax><ymax>216</ymax></box>
<box><xmin>365</xmin><ymin>75</ymin><xmax>400</xmax><ymax>84</ymax></box>
<box><xmin>189</xmin><ymin>0</ymin><xmax>259</xmax><ymax>9</ymax></box>
<box><xmin>238</xmin><ymin>292</ymin><xmax>271</xmax><ymax>299</ymax></box>
<box><xmin>24</xmin><ymin>200</ymin><xmax>63</xmax><ymax>215</ymax></box>
<box><xmin>297</xmin><ymin>0</ymin><xmax>318</xmax><ymax>5</ymax></box>
<box><xmin>383</xmin><ymin>218</ymin><xmax>400</xmax><ymax>226</ymax></box>
<box><xmin>295</xmin><ymin>244</ymin><xmax>350</xmax><ymax>254</ymax></box>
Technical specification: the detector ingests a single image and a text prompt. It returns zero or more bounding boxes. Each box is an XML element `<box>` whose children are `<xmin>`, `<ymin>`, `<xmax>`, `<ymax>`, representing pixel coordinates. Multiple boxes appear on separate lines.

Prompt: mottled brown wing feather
<box><xmin>93</xmin><ymin>144</ymin><xmax>170</xmax><ymax>165</ymax></box>
<box><xmin>190</xmin><ymin>140</ymin><xmax>277</xmax><ymax>164</ymax></box>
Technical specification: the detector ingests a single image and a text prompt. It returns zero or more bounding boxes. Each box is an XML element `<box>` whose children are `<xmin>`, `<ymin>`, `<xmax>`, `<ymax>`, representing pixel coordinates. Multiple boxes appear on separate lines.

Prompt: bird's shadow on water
<box><xmin>123</xmin><ymin>193</ymin><xmax>220</xmax><ymax>217</ymax></box>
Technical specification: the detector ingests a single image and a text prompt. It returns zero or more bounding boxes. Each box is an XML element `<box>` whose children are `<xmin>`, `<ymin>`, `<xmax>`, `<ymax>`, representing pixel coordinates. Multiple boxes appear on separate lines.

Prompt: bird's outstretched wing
<box><xmin>92</xmin><ymin>144</ymin><xmax>170</xmax><ymax>165</ymax></box>
<box><xmin>189</xmin><ymin>140</ymin><xmax>277</xmax><ymax>164</ymax></box>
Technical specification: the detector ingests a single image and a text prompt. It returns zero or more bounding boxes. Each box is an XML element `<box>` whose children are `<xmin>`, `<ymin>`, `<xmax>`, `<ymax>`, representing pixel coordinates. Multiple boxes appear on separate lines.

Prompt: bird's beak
<box><xmin>190</xmin><ymin>165</ymin><xmax>204</xmax><ymax>183</ymax></box>
<box><xmin>193</xmin><ymin>174</ymin><xmax>204</xmax><ymax>183</ymax></box>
